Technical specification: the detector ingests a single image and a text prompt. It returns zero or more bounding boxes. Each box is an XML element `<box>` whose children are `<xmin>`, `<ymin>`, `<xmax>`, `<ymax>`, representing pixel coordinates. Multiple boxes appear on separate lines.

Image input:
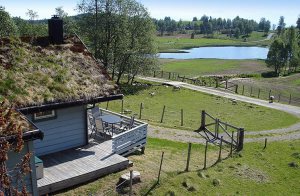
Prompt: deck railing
<box><xmin>99</xmin><ymin>109</ymin><xmax>148</xmax><ymax>156</ymax></box>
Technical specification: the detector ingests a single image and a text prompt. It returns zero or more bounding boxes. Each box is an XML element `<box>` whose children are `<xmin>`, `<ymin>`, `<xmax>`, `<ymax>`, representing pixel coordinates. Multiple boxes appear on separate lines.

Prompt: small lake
<box><xmin>159</xmin><ymin>46</ymin><xmax>269</xmax><ymax>60</ymax></box>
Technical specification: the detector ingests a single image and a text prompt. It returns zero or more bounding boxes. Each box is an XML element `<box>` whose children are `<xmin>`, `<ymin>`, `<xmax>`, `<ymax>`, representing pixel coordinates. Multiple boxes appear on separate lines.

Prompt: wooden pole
<box><xmin>258</xmin><ymin>89</ymin><xmax>260</xmax><ymax>98</ymax></box>
<box><xmin>218</xmin><ymin>136</ymin><xmax>223</xmax><ymax>162</ymax></box>
<box><xmin>215</xmin><ymin>119</ymin><xmax>219</xmax><ymax>138</ymax></box>
<box><xmin>200</xmin><ymin>110</ymin><xmax>206</xmax><ymax>130</ymax></box>
<box><xmin>160</xmin><ymin>105</ymin><xmax>166</xmax><ymax>123</ymax></box>
<box><xmin>230</xmin><ymin>131</ymin><xmax>234</xmax><ymax>157</ymax></box>
<box><xmin>263</xmin><ymin>138</ymin><xmax>267</xmax><ymax>150</ymax></box>
<box><xmin>169</xmin><ymin>72</ymin><xmax>171</xmax><ymax>79</ymax></box>
<box><xmin>215</xmin><ymin>78</ymin><xmax>219</xmax><ymax>88</ymax></box>
<box><xmin>129</xmin><ymin>170</ymin><xmax>133</xmax><ymax>196</ymax></box>
<box><xmin>250</xmin><ymin>86</ymin><xmax>253</xmax><ymax>96</ymax></box>
<box><xmin>185</xmin><ymin>143</ymin><xmax>192</xmax><ymax>172</ymax></box>
<box><xmin>289</xmin><ymin>94</ymin><xmax>292</xmax><ymax>104</ymax></box>
<box><xmin>242</xmin><ymin>85</ymin><xmax>245</xmax><ymax>95</ymax></box>
<box><xmin>121</xmin><ymin>99</ymin><xmax>124</xmax><ymax>114</ymax></box>
<box><xmin>269</xmin><ymin>90</ymin><xmax>272</xmax><ymax>99</ymax></box>
<box><xmin>106</xmin><ymin>101</ymin><xmax>109</xmax><ymax>110</ymax></box>
<box><xmin>204</xmin><ymin>141</ymin><xmax>208</xmax><ymax>169</ymax></box>
<box><xmin>181</xmin><ymin>109</ymin><xmax>184</xmax><ymax>126</ymax></box>
<box><xmin>139</xmin><ymin>103</ymin><xmax>143</xmax><ymax>119</ymax></box>
<box><xmin>157</xmin><ymin>151</ymin><xmax>164</xmax><ymax>184</ymax></box>
<box><xmin>225</xmin><ymin>80</ymin><xmax>228</xmax><ymax>89</ymax></box>
<box><xmin>237</xmin><ymin>128</ymin><xmax>245</xmax><ymax>151</ymax></box>
<box><xmin>235</xmin><ymin>85</ymin><xmax>238</xmax><ymax>94</ymax></box>
<box><xmin>153</xmin><ymin>71</ymin><xmax>156</xmax><ymax>77</ymax></box>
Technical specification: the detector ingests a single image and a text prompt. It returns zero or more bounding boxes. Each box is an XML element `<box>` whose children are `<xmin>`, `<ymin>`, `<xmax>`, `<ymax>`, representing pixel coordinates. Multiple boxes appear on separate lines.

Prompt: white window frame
<box><xmin>33</xmin><ymin>110</ymin><xmax>56</xmax><ymax>121</ymax></box>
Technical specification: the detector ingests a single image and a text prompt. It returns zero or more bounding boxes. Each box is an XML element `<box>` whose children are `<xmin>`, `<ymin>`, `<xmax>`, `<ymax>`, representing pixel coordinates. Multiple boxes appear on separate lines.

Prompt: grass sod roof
<box><xmin>0</xmin><ymin>36</ymin><xmax>118</xmax><ymax>108</ymax></box>
<box><xmin>0</xmin><ymin>100</ymin><xmax>33</xmax><ymax>137</ymax></box>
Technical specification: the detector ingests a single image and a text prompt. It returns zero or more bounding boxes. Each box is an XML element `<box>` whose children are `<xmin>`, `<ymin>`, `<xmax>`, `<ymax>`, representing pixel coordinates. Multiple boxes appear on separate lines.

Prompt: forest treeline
<box><xmin>153</xmin><ymin>15</ymin><xmax>272</xmax><ymax>38</ymax></box>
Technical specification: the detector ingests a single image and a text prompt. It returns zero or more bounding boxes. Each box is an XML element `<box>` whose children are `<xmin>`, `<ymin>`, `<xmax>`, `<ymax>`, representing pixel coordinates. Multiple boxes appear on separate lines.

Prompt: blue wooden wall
<box><xmin>7</xmin><ymin>141</ymin><xmax>38</xmax><ymax>196</ymax></box>
<box><xmin>27</xmin><ymin>105</ymin><xmax>87</xmax><ymax>156</ymax></box>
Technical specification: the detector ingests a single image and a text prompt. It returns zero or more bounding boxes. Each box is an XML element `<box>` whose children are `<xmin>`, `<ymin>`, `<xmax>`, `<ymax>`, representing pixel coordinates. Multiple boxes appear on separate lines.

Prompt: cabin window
<box><xmin>33</xmin><ymin>110</ymin><xmax>56</xmax><ymax>121</ymax></box>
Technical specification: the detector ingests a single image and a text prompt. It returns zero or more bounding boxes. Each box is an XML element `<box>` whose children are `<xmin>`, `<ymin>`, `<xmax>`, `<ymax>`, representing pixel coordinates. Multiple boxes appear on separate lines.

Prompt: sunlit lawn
<box><xmin>106</xmin><ymin>84</ymin><xmax>299</xmax><ymax>131</ymax></box>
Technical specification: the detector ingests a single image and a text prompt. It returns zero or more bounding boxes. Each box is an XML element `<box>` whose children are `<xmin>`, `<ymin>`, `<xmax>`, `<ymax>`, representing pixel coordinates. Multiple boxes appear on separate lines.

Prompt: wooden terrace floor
<box><xmin>37</xmin><ymin>139</ymin><xmax>129</xmax><ymax>195</ymax></box>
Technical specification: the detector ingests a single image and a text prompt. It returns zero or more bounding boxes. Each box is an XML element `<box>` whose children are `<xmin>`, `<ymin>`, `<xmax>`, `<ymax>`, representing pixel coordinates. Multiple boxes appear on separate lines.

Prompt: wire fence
<box><xmin>102</xmin><ymin>100</ymin><xmax>203</xmax><ymax>131</ymax></box>
<box><xmin>98</xmin><ymin>141</ymin><xmax>233</xmax><ymax>195</ymax></box>
<box><xmin>139</xmin><ymin>141</ymin><xmax>233</xmax><ymax>195</ymax></box>
<box><xmin>149</xmin><ymin>70</ymin><xmax>300</xmax><ymax>106</ymax></box>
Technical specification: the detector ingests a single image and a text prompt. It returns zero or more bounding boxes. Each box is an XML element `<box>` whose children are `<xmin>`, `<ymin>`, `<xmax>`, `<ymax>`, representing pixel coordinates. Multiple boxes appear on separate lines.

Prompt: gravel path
<box><xmin>139</xmin><ymin>77</ymin><xmax>300</xmax><ymax>117</ymax></box>
<box><xmin>148</xmin><ymin>125</ymin><xmax>300</xmax><ymax>144</ymax></box>
<box><xmin>139</xmin><ymin>76</ymin><xmax>300</xmax><ymax>143</ymax></box>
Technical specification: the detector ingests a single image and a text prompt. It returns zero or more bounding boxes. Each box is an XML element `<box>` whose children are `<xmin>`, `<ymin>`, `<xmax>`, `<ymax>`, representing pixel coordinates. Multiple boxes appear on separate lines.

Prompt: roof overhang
<box><xmin>18</xmin><ymin>94</ymin><xmax>124</xmax><ymax>115</ymax></box>
<box><xmin>2</xmin><ymin>129</ymin><xmax>44</xmax><ymax>143</ymax></box>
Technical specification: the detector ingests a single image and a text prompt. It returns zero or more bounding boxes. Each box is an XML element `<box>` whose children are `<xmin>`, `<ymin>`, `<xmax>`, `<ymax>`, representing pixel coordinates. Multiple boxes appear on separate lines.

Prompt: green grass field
<box><xmin>161</xmin><ymin>59</ymin><xmax>268</xmax><ymax>77</ymax></box>
<box><xmin>105</xmin><ymin>84</ymin><xmax>299</xmax><ymax>131</ymax></box>
<box><xmin>233</xmin><ymin>73</ymin><xmax>300</xmax><ymax>106</ymax></box>
<box><xmin>57</xmin><ymin>138</ymin><xmax>300</xmax><ymax>196</ymax></box>
<box><xmin>150</xmin><ymin>139</ymin><xmax>300</xmax><ymax>195</ymax></box>
<box><xmin>157</xmin><ymin>32</ymin><xmax>270</xmax><ymax>52</ymax></box>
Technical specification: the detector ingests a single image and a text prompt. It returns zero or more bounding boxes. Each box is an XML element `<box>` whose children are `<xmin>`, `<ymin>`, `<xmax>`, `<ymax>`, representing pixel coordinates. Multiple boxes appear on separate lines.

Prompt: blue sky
<box><xmin>0</xmin><ymin>0</ymin><xmax>299</xmax><ymax>26</ymax></box>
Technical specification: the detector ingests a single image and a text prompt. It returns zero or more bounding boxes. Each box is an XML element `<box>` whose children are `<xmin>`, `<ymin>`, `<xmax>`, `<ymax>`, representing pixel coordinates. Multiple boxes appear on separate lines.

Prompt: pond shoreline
<box><xmin>159</xmin><ymin>44</ymin><xmax>269</xmax><ymax>53</ymax></box>
<box><xmin>159</xmin><ymin>46</ymin><xmax>269</xmax><ymax>60</ymax></box>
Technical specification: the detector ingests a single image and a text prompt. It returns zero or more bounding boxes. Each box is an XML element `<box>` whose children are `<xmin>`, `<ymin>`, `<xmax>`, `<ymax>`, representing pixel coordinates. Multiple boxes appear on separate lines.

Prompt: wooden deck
<box><xmin>37</xmin><ymin>140</ymin><xmax>129</xmax><ymax>195</ymax></box>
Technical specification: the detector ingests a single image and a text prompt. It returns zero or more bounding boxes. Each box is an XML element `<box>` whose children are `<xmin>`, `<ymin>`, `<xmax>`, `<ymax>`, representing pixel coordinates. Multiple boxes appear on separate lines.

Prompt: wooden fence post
<box><xmin>200</xmin><ymin>110</ymin><xmax>206</xmax><ymax>130</ymax></box>
<box><xmin>169</xmin><ymin>72</ymin><xmax>171</xmax><ymax>79</ymax></box>
<box><xmin>204</xmin><ymin>141</ymin><xmax>208</xmax><ymax>169</ymax></box>
<box><xmin>230</xmin><ymin>131</ymin><xmax>234</xmax><ymax>157</ymax></box>
<box><xmin>139</xmin><ymin>103</ymin><xmax>143</xmax><ymax>119</ymax></box>
<box><xmin>121</xmin><ymin>99</ymin><xmax>124</xmax><ymax>113</ymax></box>
<box><xmin>225</xmin><ymin>80</ymin><xmax>228</xmax><ymax>89</ymax></box>
<box><xmin>289</xmin><ymin>94</ymin><xmax>292</xmax><ymax>104</ymax></box>
<box><xmin>263</xmin><ymin>138</ymin><xmax>267</xmax><ymax>150</ymax></box>
<box><xmin>129</xmin><ymin>170</ymin><xmax>133</xmax><ymax>196</ymax></box>
<box><xmin>185</xmin><ymin>143</ymin><xmax>192</xmax><ymax>172</ymax></box>
<box><xmin>106</xmin><ymin>101</ymin><xmax>109</xmax><ymax>110</ymax></box>
<box><xmin>237</xmin><ymin>128</ymin><xmax>245</xmax><ymax>151</ymax></box>
<box><xmin>181</xmin><ymin>109</ymin><xmax>184</xmax><ymax>126</ymax></box>
<box><xmin>250</xmin><ymin>86</ymin><xmax>253</xmax><ymax>96</ymax></box>
<box><xmin>215</xmin><ymin>78</ymin><xmax>219</xmax><ymax>88</ymax></box>
<box><xmin>153</xmin><ymin>71</ymin><xmax>156</xmax><ymax>77</ymax></box>
<box><xmin>235</xmin><ymin>85</ymin><xmax>238</xmax><ymax>94</ymax></box>
<box><xmin>160</xmin><ymin>105</ymin><xmax>166</xmax><ymax>123</ymax></box>
<box><xmin>242</xmin><ymin>85</ymin><xmax>245</xmax><ymax>95</ymax></box>
<box><xmin>269</xmin><ymin>90</ymin><xmax>272</xmax><ymax>99</ymax></box>
<box><xmin>215</xmin><ymin>119</ymin><xmax>219</xmax><ymax>138</ymax></box>
<box><xmin>258</xmin><ymin>89</ymin><xmax>261</xmax><ymax>98</ymax></box>
<box><xmin>218</xmin><ymin>136</ymin><xmax>223</xmax><ymax>162</ymax></box>
<box><xmin>157</xmin><ymin>152</ymin><xmax>164</xmax><ymax>184</ymax></box>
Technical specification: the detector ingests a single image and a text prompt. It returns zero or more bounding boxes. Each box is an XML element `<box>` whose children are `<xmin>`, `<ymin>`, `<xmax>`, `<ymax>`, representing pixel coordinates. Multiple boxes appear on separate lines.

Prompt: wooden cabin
<box><xmin>1</xmin><ymin>17</ymin><xmax>148</xmax><ymax>195</ymax></box>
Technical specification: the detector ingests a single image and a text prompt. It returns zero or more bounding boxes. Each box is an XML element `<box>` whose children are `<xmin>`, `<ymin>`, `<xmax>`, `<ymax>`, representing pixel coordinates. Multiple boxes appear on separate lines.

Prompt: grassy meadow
<box><xmin>157</xmin><ymin>31</ymin><xmax>271</xmax><ymax>52</ymax></box>
<box><xmin>105</xmin><ymin>84</ymin><xmax>299</xmax><ymax>131</ymax></box>
<box><xmin>150</xmin><ymin>139</ymin><xmax>300</xmax><ymax>196</ymax></box>
<box><xmin>56</xmin><ymin>138</ymin><xmax>300</xmax><ymax>196</ymax></box>
<box><xmin>160</xmin><ymin>59</ymin><xmax>269</xmax><ymax>77</ymax></box>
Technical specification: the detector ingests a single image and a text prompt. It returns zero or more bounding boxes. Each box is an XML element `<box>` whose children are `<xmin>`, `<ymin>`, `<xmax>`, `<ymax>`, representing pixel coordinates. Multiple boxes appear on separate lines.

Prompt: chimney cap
<box><xmin>51</xmin><ymin>15</ymin><xmax>60</xmax><ymax>19</ymax></box>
